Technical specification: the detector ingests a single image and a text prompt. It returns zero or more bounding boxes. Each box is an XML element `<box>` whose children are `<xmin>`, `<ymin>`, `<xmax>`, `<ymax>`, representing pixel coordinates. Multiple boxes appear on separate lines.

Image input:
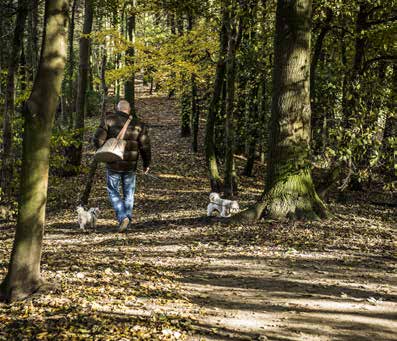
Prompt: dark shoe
<box><xmin>118</xmin><ymin>217</ymin><xmax>129</xmax><ymax>232</ymax></box>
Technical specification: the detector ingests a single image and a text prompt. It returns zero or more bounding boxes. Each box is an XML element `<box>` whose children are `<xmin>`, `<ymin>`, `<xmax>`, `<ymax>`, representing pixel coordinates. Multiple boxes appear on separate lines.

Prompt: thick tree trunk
<box><xmin>66</xmin><ymin>0</ymin><xmax>94</xmax><ymax>172</ymax></box>
<box><xmin>235</xmin><ymin>0</ymin><xmax>327</xmax><ymax>222</ymax></box>
<box><xmin>1</xmin><ymin>0</ymin><xmax>28</xmax><ymax>192</ymax></box>
<box><xmin>124</xmin><ymin>0</ymin><xmax>136</xmax><ymax>113</ymax></box>
<box><xmin>204</xmin><ymin>4</ymin><xmax>229</xmax><ymax>192</ymax></box>
<box><xmin>0</xmin><ymin>0</ymin><xmax>69</xmax><ymax>303</ymax></box>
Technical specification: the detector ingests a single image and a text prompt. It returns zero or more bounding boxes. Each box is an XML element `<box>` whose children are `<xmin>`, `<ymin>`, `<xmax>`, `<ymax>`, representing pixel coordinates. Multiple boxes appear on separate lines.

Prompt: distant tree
<box><xmin>1</xmin><ymin>0</ymin><xmax>29</xmax><ymax>192</ymax></box>
<box><xmin>63</xmin><ymin>0</ymin><xmax>78</xmax><ymax>126</ymax></box>
<box><xmin>0</xmin><ymin>0</ymin><xmax>69</xmax><ymax>302</ymax></box>
<box><xmin>223</xmin><ymin>0</ymin><xmax>242</xmax><ymax>199</ymax></box>
<box><xmin>204</xmin><ymin>3</ymin><xmax>229</xmax><ymax>192</ymax></box>
<box><xmin>66</xmin><ymin>0</ymin><xmax>94</xmax><ymax>172</ymax></box>
<box><xmin>124</xmin><ymin>0</ymin><xmax>137</xmax><ymax>114</ymax></box>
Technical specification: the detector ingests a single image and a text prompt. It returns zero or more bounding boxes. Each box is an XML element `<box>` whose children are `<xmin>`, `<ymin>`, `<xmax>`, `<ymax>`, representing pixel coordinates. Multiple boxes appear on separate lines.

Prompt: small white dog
<box><xmin>77</xmin><ymin>206</ymin><xmax>100</xmax><ymax>230</ymax></box>
<box><xmin>207</xmin><ymin>192</ymin><xmax>240</xmax><ymax>218</ymax></box>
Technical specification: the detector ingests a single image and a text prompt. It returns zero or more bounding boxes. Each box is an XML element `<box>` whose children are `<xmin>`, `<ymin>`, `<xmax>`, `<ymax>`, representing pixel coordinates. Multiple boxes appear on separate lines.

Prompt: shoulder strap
<box><xmin>116</xmin><ymin>115</ymin><xmax>133</xmax><ymax>140</ymax></box>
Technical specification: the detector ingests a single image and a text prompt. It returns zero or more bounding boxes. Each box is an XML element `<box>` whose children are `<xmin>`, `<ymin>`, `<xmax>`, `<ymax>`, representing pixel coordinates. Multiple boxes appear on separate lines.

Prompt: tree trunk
<box><xmin>100</xmin><ymin>49</ymin><xmax>108</xmax><ymax>116</ymax></box>
<box><xmin>180</xmin><ymin>82</ymin><xmax>191</xmax><ymax>137</ymax></box>
<box><xmin>80</xmin><ymin>49</ymin><xmax>108</xmax><ymax>206</ymax></box>
<box><xmin>179</xmin><ymin>13</ymin><xmax>195</xmax><ymax>138</ymax></box>
<box><xmin>66</xmin><ymin>0</ymin><xmax>94</xmax><ymax>172</ymax></box>
<box><xmin>1</xmin><ymin>0</ymin><xmax>29</xmax><ymax>192</ymax></box>
<box><xmin>28</xmin><ymin>0</ymin><xmax>39</xmax><ymax>78</ymax></box>
<box><xmin>310</xmin><ymin>8</ymin><xmax>333</xmax><ymax>151</ymax></box>
<box><xmin>191</xmin><ymin>75</ymin><xmax>199</xmax><ymax>152</ymax></box>
<box><xmin>382</xmin><ymin>64</ymin><xmax>397</xmax><ymax>182</ymax></box>
<box><xmin>342</xmin><ymin>5</ymin><xmax>368</xmax><ymax>190</ymax></box>
<box><xmin>310</xmin><ymin>8</ymin><xmax>333</xmax><ymax>106</ymax></box>
<box><xmin>204</xmin><ymin>4</ymin><xmax>229</xmax><ymax>192</ymax></box>
<box><xmin>224</xmin><ymin>5</ymin><xmax>242</xmax><ymax>199</ymax></box>
<box><xmin>65</xmin><ymin>0</ymin><xmax>77</xmax><ymax>127</ymax></box>
<box><xmin>235</xmin><ymin>0</ymin><xmax>327</xmax><ymax>222</ymax></box>
<box><xmin>124</xmin><ymin>0</ymin><xmax>136</xmax><ymax>113</ymax></box>
<box><xmin>243</xmin><ymin>83</ymin><xmax>261</xmax><ymax>177</ymax></box>
<box><xmin>0</xmin><ymin>0</ymin><xmax>69</xmax><ymax>302</ymax></box>
<box><xmin>343</xmin><ymin>4</ymin><xmax>368</xmax><ymax>126</ymax></box>
<box><xmin>167</xmin><ymin>12</ymin><xmax>177</xmax><ymax>98</ymax></box>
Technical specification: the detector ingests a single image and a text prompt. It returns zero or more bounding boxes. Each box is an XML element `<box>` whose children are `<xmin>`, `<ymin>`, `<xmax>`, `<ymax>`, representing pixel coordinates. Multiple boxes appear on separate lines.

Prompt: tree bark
<box><xmin>66</xmin><ymin>0</ymin><xmax>94</xmax><ymax>172</ymax></box>
<box><xmin>343</xmin><ymin>4</ymin><xmax>368</xmax><ymax>126</ymax></box>
<box><xmin>310</xmin><ymin>8</ymin><xmax>333</xmax><ymax>106</ymax></box>
<box><xmin>235</xmin><ymin>0</ymin><xmax>327</xmax><ymax>222</ymax></box>
<box><xmin>204</xmin><ymin>4</ymin><xmax>229</xmax><ymax>192</ymax></box>
<box><xmin>80</xmin><ymin>49</ymin><xmax>108</xmax><ymax>206</ymax></box>
<box><xmin>0</xmin><ymin>0</ymin><xmax>69</xmax><ymax>303</ymax></box>
<box><xmin>243</xmin><ymin>82</ymin><xmax>261</xmax><ymax>177</ymax></box>
<box><xmin>124</xmin><ymin>0</ymin><xmax>136</xmax><ymax>113</ymax></box>
<box><xmin>28</xmin><ymin>0</ymin><xmax>39</xmax><ymax>79</ymax></box>
<box><xmin>180</xmin><ymin>83</ymin><xmax>191</xmax><ymax>137</ymax></box>
<box><xmin>179</xmin><ymin>13</ymin><xmax>194</xmax><ymax>138</ymax></box>
<box><xmin>224</xmin><ymin>3</ymin><xmax>243</xmax><ymax>198</ymax></box>
<box><xmin>65</xmin><ymin>0</ymin><xmax>77</xmax><ymax>127</ymax></box>
<box><xmin>1</xmin><ymin>0</ymin><xmax>29</xmax><ymax>192</ymax></box>
<box><xmin>191</xmin><ymin>75</ymin><xmax>199</xmax><ymax>152</ymax></box>
<box><xmin>382</xmin><ymin>64</ymin><xmax>397</xmax><ymax>182</ymax></box>
<box><xmin>310</xmin><ymin>8</ymin><xmax>333</xmax><ymax>150</ymax></box>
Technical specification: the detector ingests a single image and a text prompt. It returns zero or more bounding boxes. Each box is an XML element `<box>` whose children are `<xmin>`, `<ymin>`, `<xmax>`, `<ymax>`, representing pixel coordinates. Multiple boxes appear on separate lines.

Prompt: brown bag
<box><xmin>94</xmin><ymin>115</ymin><xmax>132</xmax><ymax>163</ymax></box>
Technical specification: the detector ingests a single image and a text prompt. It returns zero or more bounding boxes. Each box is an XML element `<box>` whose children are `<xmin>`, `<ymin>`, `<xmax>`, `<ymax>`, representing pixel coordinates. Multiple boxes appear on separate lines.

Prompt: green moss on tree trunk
<box><xmin>234</xmin><ymin>0</ymin><xmax>327</xmax><ymax>222</ymax></box>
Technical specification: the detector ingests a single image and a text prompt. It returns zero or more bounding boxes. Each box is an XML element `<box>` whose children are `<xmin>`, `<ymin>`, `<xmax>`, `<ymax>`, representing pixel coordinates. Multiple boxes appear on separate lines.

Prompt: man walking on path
<box><xmin>93</xmin><ymin>100</ymin><xmax>151</xmax><ymax>232</ymax></box>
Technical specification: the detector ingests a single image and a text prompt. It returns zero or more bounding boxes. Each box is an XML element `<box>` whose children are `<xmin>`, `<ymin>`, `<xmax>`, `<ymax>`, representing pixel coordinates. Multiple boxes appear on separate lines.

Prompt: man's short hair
<box><xmin>117</xmin><ymin>100</ymin><xmax>131</xmax><ymax>112</ymax></box>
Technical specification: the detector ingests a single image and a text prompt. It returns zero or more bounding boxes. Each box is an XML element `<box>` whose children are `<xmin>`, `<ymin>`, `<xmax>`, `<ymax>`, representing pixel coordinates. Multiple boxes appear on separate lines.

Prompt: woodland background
<box><xmin>0</xmin><ymin>0</ymin><xmax>396</xmax><ymax>339</ymax></box>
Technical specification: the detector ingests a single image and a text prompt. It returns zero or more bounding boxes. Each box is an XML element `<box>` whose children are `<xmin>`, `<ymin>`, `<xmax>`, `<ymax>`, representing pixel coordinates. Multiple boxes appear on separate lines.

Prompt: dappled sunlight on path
<box><xmin>1</xmin><ymin>85</ymin><xmax>396</xmax><ymax>340</ymax></box>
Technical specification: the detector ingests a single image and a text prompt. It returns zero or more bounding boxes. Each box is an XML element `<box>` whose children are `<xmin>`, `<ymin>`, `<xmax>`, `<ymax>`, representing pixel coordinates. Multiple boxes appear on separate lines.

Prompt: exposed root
<box><xmin>0</xmin><ymin>277</ymin><xmax>51</xmax><ymax>303</ymax></box>
<box><xmin>231</xmin><ymin>172</ymin><xmax>328</xmax><ymax>223</ymax></box>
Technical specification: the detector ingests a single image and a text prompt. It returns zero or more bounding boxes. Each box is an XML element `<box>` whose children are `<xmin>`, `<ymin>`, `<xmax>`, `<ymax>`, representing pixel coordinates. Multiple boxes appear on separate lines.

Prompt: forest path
<box><xmin>1</xmin><ymin>84</ymin><xmax>396</xmax><ymax>340</ymax></box>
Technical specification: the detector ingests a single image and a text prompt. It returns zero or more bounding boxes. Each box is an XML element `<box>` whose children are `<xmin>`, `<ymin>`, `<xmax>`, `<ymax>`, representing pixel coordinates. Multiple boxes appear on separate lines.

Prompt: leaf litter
<box><xmin>1</xmin><ymin>85</ymin><xmax>396</xmax><ymax>340</ymax></box>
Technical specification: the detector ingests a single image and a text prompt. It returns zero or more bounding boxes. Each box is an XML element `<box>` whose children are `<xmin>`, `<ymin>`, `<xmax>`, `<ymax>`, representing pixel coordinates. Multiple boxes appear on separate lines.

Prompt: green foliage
<box><xmin>50</xmin><ymin>128</ymin><xmax>84</xmax><ymax>173</ymax></box>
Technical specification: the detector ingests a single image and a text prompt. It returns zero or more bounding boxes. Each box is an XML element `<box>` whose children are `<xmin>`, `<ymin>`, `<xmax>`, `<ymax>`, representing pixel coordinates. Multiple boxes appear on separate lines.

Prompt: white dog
<box><xmin>207</xmin><ymin>192</ymin><xmax>240</xmax><ymax>218</ymax></box>
<box><xmin>77</xmin><ymin>206</ymin><xmax>100</xmax><ymax>230</ymax></box>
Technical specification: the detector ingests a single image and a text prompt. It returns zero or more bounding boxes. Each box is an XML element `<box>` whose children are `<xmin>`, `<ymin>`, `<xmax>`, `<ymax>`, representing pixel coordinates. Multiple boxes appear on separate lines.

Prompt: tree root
<box><xmin>0</xmin><ymin>277</ymin><xmax>58</xmax><ymax>303</ymax></box>
<box><xmin>230</xmin><ymin>181</ymin><xmax>328</xmax><ymax>224</ymax></box>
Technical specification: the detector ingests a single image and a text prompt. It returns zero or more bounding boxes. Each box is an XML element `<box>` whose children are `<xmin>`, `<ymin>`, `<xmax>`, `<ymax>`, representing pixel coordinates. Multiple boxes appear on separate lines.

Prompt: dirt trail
<box><xmin>0</xmin><ymin>85</ymin><xmax>396</xmax><ymax>340</ymax></box>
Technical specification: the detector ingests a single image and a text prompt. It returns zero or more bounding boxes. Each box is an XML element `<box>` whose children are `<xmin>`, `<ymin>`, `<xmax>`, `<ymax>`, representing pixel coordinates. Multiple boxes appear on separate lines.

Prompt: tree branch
<box><xmin>361</xmin><ymin>55</ymin><xmax>397</xmax><ymax>74</ymax></box>
<box><xmin>366</xmin><ymin>15</ymin><xmax>397</xmax><ymax>27</ymax></box>
<box><xmin>329</xmin><ymin>25</ymin><xmax>353</xmax><ymax>36</ymax></box>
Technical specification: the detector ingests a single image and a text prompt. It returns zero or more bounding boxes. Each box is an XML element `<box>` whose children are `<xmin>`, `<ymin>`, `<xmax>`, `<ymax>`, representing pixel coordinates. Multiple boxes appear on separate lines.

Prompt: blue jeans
<box><xmin>106</xmin><ymin>169</ymin><xmax>136</xmax><ymax>223</ymax></box>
